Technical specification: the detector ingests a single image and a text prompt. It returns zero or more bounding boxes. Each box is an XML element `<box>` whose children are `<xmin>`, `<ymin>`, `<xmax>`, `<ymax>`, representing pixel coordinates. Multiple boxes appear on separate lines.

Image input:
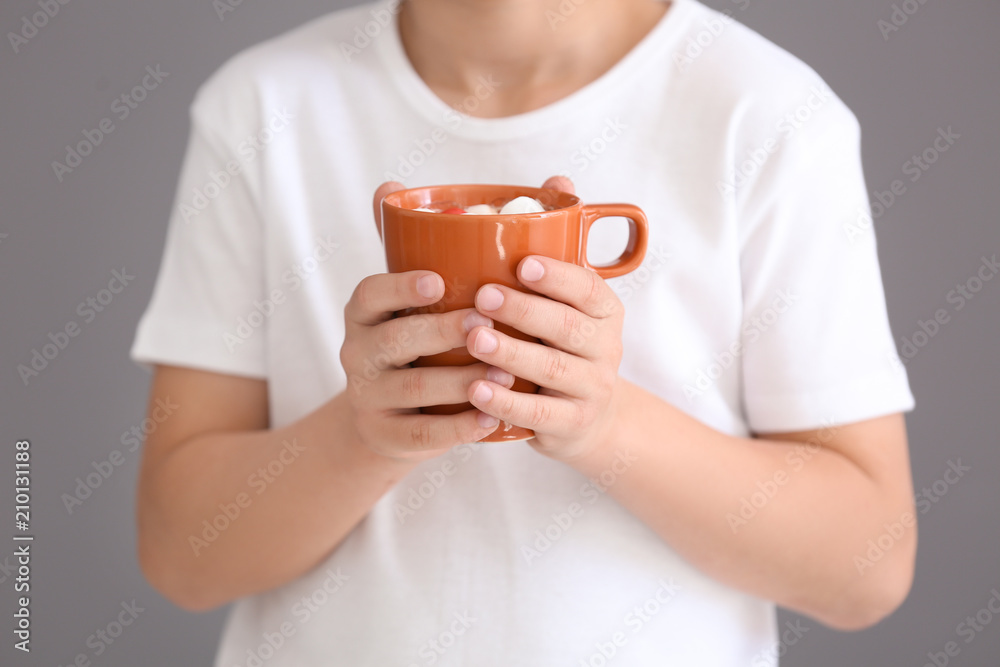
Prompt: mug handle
<box><xmin>579</xmin><ymin>204</ymin><xmax>649</xmax><ymax>279</ymax></box>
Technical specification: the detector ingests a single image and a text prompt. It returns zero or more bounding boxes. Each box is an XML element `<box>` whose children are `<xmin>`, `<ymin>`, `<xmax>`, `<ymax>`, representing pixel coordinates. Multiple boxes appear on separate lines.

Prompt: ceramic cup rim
<box><xmin>381</xmin><ymin>184</ymin><xmax>583</xmax><ymax>217</ymax></box>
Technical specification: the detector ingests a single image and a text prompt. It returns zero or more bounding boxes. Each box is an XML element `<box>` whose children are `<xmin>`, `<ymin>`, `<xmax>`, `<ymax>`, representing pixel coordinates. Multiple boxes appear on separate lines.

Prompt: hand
<box><xmin>464</xmin><ymin>255</ymin><xmax>627</xmax><ymax>462</ymax></box>
<box><xmin>340</xmin><ymin>273</ymin><xmax>510</xmax><ymax>463</ymax></box>
<box><xmin>356</xmin><ymin>176</ymin><xmax>584</xmax><ymax>460</ymax></box>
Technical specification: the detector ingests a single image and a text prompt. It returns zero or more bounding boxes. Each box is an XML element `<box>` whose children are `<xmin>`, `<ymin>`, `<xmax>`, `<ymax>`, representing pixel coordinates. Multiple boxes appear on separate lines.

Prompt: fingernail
<box><xmin>520</xmin><ymin>257</ymin><xmax>545</xmax><ymax>282</ymax></box>
<box><xmin>474</xmin><ymin>329</ymin><xmax>498</xmax><ymax>354</ymax></box>
<box><xmin>476</xmin><ymin>286</ymin><xmax>504</xmax><ymax>311</ymax></box>
<box><xmin>417</xmin><ymin>275</ymin><xmax>440</xmax><ymax>299</ymax></box>
<box><xmin>477</xmin><ymin>412</ymin><xmax>499</xmax><ymax>429</ymax></box>
<box><xmin>463</xmin><ymin>311</ymin><xmax>493</xmax><ymax>333</ymax></box>
<box><xmin>473</xmin><ymin>382</ymin><xmax>494</xmax><ymax>404</ymax></box>
<box><xmin>487</xmin><ymin>366</ymin><xmax>515</xmax><ymax>387</ymax></box>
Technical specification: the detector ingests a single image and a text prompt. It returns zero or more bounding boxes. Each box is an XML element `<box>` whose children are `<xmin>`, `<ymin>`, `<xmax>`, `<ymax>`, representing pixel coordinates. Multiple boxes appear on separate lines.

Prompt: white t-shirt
<box><xmin>131</xmin><ymin>0</ymin><xmax>915</xmax><ymax>664</ymax></box>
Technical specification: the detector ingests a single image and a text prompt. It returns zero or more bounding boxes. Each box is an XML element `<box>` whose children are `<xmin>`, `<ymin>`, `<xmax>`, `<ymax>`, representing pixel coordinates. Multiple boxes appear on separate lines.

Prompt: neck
<box><xmin>398</xmin><ymin>0</ymin><xmax>669</xmax><ymax>117</ymax></box>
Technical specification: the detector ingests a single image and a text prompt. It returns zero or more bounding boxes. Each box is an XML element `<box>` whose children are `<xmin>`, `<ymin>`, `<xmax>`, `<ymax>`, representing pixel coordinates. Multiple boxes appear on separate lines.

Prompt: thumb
<box><xmin>541</xmin><ymin>175</ymin><xmax>575</xmax><ymax>195</ymax></box>
<box><xmin>372</xmin><ymin>181</ymin><xmax>406</xmax><ymax>236</ymax></box>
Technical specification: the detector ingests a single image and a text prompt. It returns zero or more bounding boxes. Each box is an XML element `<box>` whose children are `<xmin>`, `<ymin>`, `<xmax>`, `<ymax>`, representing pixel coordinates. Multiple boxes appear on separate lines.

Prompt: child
<box><xmin>133</xmin><ymin>0</ymin><xmax>916</xmax><ymax>664</ymax></box>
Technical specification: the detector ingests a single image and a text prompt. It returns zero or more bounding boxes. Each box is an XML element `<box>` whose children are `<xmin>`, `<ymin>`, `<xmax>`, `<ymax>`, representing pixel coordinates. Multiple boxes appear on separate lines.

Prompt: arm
<box><xmin>463</xmin><ymin>255</ymin><xmax>916</xmax><ymax>630</ymax></box>
<box><xmin>136</xmin><ymin>368</ymin><xmax>413</xmax><ymax>611</ymax></box>
<box><xmin>136</xmin><ymin>179</ymin><xmax>577</xmax><ymax>610</ymax></box>
<box><xmin>136</xmin><ymin>272</ymin><xmax>503</xmax><ymax>611</ymax></box>
<box><xmin>569</xmin><ymin>389</ymin><xmax>915</xmax><ymax>630</ymax></box>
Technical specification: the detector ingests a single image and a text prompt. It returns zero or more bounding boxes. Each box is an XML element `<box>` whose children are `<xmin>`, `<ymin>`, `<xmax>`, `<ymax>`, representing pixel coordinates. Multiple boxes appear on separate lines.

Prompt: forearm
<box><xmin>138</xmin><ymin>392</ymin><xmax>417</xmax><ymax>610</ymax></box>
<box><xmin>569</xmin><ymin>379</ymin><xmax>916</xmax><ymax>629</ymax></box>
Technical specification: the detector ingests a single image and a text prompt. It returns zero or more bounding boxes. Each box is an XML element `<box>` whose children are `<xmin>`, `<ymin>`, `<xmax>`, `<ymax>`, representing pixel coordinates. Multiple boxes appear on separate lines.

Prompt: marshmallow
<box><xmin>499</xmin><ymin>196</ymin><xmax>545</xmax><ymax>215</ymax></box>
<box><xmin>464</xmin><ymin>204</ymin><xmax>499</xmax><ymax>215</ymax></box>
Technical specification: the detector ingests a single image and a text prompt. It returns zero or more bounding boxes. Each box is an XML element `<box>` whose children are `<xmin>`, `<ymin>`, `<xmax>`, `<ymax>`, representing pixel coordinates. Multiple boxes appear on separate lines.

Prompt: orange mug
<box><xmin>379</xmin><ymin>184</ymin><xmax>648</xmax><ymax>442</ymax></box>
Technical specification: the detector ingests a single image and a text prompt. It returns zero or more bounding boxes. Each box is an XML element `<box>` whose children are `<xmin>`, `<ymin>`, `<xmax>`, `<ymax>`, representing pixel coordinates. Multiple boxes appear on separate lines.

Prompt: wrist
<box><xmin>554</xmin><ymin>376</ymin><xmax>634</xmax><ymax>474</ymax></box>
<box><xmin>316</xmin><ymin>393</ymin><xmax>423</xmax><ymax>477</ymax></box>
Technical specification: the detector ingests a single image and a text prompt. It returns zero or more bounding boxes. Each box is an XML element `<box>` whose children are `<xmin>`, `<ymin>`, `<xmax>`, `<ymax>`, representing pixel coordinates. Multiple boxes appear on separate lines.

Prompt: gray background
<box><xmin>1</xmin><ymin>0</ymin><xmax>997</xmax><ymax>664</ymax></box>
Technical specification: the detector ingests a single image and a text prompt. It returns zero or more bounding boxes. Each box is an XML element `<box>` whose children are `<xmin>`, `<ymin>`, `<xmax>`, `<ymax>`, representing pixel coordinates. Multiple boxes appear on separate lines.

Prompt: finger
<box><xmin>367</xmin><ymin>364</ymin><xmax>515</xmax><ymax>410</ymax></box>
<box><xmin>351</xmin><ymin>309</ymin><xmax>493</xmax><ymax>368</ymax></box>
<box><xmin>468</xmin><ymin>378</ymin><xmax>579</xmax><ymax>434</ymax></box>
<box><xmin>373</xmin><ymin>181</ymin><xmax>405</xmax><ymax>235</ymax></box>
<box><xmin>542</xmin><ymin>175</ymin><xmax>575</xmax><ymax>195</ymax></box>
<box><xmin>466</xmin><ymin>325</ymin><xmax>595</xmax><ymax>397</ymax></box>
<box><xmin>385</xmin><ymin>409</ymin><xmax>501</xmax><ymax>451</ymax></box>
<box><xmin>474</xmin><ymin>283</ymin><xmax>604</xmax><ymax>358</ymax></box>
<box><xmin>345</xmin><ymin>271</ymin><xmax>445</xmax><ymax>327</ymax></box>
<box><xmin>515</xmin><ymin>256</ymin><xmax>621</xmax><ymax>320</ymax></box>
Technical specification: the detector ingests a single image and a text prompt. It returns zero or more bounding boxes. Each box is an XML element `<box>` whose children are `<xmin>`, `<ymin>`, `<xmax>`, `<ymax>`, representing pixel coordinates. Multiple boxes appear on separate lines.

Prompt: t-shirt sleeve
<box><xmin>736</xmin><ymin>90</ymin><xmax>914</xmax><ymax>433</ymax></box>
<box><xmin>130</xmin><ymin>82</ymin><xmax>267</xmax><ymax>379</ymax></box>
